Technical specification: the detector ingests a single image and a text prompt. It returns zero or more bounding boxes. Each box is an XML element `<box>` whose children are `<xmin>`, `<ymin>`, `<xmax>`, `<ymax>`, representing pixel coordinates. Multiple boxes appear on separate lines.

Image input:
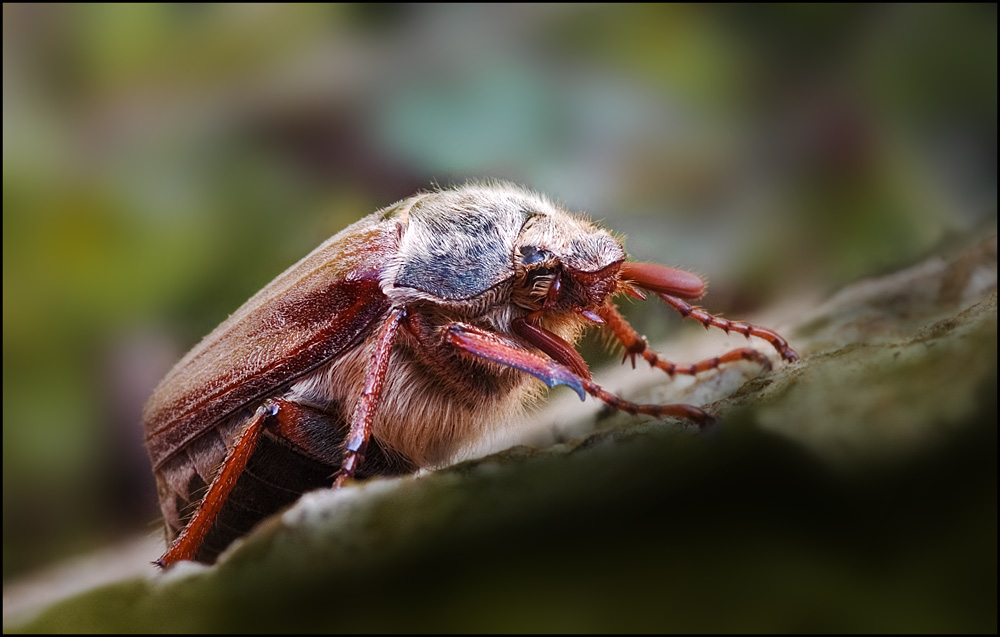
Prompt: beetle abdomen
<box><xmin>157</xmin><ymin>405</ymin><xmax>416</xmax><ymax>563</ymax></box>
<box><xmin>192</xmin><ymin>432</ymin><xmax>336</xmax><ymax>563</ymax></box>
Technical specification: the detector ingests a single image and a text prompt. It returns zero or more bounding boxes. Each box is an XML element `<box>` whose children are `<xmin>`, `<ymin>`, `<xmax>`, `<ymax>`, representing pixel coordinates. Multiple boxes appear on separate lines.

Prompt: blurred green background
<box><xmin>2</xmin><ymin>0</ymin><xmax>995</xmax><ymax>597</ymax></box>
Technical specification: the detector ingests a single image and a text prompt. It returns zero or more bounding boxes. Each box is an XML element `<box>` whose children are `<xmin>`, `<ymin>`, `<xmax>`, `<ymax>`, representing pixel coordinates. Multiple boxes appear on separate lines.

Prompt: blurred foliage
<box><xmin>2</xmin><ymin>1</ymin><xmax>995</xmax><ymax>589</ymax></box>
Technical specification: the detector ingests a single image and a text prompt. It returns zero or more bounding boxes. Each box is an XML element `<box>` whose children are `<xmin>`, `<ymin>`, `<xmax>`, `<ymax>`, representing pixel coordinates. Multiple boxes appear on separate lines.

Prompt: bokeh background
<box><xmin>3</xmin><ymin>0</ymin><xmax>995</xmax><ymax>607</ymax></box>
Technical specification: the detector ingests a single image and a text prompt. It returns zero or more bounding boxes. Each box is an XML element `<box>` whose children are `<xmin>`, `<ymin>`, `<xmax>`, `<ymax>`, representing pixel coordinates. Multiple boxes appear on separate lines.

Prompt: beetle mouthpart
<box><xmin>576</xmin><ymin>308</ymin><xmax>605</xmax><ymax>324</ymax></box>
<box><xmin>622</xmin><ymin>284</ymin><xmax>646</xmax><ymax>300</ymax></box>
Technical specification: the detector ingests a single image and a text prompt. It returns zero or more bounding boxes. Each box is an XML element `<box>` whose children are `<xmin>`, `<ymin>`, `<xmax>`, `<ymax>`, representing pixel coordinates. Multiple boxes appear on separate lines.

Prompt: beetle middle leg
<box><xmin>333</xmin><ymin>306</ymin><xmax>406</xmax><ymax>488</ymax></box>
<box><xmin>445</xmin><ymin>322</ymin><xmax>714</xmax><ymax>427</ymax></box>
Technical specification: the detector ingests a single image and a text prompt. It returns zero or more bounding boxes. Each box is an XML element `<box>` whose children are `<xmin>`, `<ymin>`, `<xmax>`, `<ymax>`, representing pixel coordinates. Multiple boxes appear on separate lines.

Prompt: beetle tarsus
<box><xmin>656</xmin><ymin>293</ymin><xmax>799</xmax><ymax>362</ymax></box>
<box><xmin>600</xmin><ymin>304</ymin><xmax>777</xmax><ymax>378</ymax></box>
<box><xmin>581</xmin><ymin>376</ymin><xmax>716</xmax><ymax>428</ymax></box>
<box><xmin>332</xmin><ymin>461</ymin><xmax>358</xmax><ymax>489</ymax></box>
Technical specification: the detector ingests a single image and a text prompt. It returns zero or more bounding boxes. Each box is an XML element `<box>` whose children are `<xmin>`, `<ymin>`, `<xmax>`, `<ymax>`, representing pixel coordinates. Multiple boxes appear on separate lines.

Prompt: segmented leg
<box><xmin>512</xmin><ymin>317</ymin><xmax>592</xmax><ymax>379</ymax></box>
<box><xmin>446</xmin><ymin>322</ymin><xmax>714</xmax><ymax>427</ymax></box>
<box><xmin>333</xmin><ymin>306</ymin><xmax>405</xmax><ymax>488</ymax></box>
<box><xmin>445</xmin><ymin>323</ymin><xmax>586</xmax><ymax>399</ymax></box>
<box><xmin>620</xmin><ymin>260</ymin><xmax>798</xmax><ymax>362</ymax></box>
<box><xmin>157</xmin><ymin>401</ymin><xmax>277</xmax><ymax>567</ymax></box>
<box><xmin>579</xmin><ymin>378</ymin><xmax>714</xmax><ymax>427</ymax></box>
<box><xmin>657</xmin><ymin>294</ymin><xmax>799</xmax><ymax>362</ymax></box>
<box><xmin>599</xmin><ymin>303</ymin><xmax>773</xmax><ymax>375</ymax></box>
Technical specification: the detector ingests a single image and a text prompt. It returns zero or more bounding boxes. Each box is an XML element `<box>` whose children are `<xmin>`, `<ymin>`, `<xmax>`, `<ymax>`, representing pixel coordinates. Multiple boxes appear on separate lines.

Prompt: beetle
<box><xmin>144</xmin><ymin>181</ymin><xmax>798</xmax><ymax>566</ymax></box>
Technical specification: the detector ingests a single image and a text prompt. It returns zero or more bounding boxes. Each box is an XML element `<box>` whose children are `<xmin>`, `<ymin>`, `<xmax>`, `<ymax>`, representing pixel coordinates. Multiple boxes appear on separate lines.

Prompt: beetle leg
<box><xmin>446</xmin><ymin>323</ymin><xmax>714</xmax><ymax>427</ymax></box>
<box><xmin>333</xmin><ymin>307</ymin><xmax>406</xmax><ymax>488</ymax></box>
<box><xmin>512</xmin><ymin>317</ymin><xmax>592</xmax><ymax>380</ymax></box>
<box><xmin>156</xmin><ymin>400</ymin><xmax>278</xmax><ymax>567</ymax></box>
<box><xmin>655</xmin><ymin>294</ymin><xmax>799</xmax><ymax>362</ymax></box>
<box><xmin>264</xmin><ymin>399</ymin><xmax>346</xmax><ymax>464</ymax></box>
<box><xmin>446</xmin><ymin>323</ymin><xmax>586</xmax><ymax>399</ymax></box>
<box><xmin>621</xmin><ymin>261</ymin><xmax>798</xmax><ymax>362</ymax></box>
<box><xmin>598</xmin><ymin>303</ymin><xmax>774</xmax><ymax>375</ymax></box>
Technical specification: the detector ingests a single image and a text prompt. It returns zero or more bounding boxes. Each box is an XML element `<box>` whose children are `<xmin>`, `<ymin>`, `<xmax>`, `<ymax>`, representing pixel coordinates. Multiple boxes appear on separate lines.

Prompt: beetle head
<box><xmin>513</xmin><ymin>210</ymin><xmax>625</xmax><ymax>314</ymax></box>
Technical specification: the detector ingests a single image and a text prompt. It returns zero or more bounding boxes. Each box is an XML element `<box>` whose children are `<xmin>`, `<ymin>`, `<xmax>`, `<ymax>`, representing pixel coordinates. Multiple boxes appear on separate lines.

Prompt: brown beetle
<box><xmin>144</xmin><ymin>182</ymin><xmax>797</xmax><ymax>566</ymax></box>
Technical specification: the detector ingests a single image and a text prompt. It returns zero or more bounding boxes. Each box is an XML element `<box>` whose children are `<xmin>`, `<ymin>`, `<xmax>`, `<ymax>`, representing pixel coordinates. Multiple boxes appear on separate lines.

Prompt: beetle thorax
<box><xmin>382</xmin><ymin>183</ymin><xmax>625</xmax><ymax>329</ymax></box>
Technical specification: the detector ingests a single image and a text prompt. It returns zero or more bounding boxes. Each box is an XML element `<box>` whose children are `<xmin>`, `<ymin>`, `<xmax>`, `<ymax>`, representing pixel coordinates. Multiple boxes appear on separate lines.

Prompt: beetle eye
<box><xmin>520</xmin><ymin>245</ymin><xmax>552</xmax><ymax>266</ymax></box>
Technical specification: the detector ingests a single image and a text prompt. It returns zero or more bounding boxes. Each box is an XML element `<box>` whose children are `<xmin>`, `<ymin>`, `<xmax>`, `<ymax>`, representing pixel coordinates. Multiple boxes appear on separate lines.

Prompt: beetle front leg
<box><xmin>445</xmin><ymin>322</ymin><xmax>714</xmax><ymax>427</ymax></box>
<box><xmin>333</xmin><ymin>306</ymin><xmax>406</xmax><ymax>488</ymax></box>
<box><xmin>621</xmin><ymin>261</ymin><xmax>798</xmax><ymax>362</ymax></box>
<box><xmin>656</xmin><ymin>294</ymin><xmax>799</xmax><ymax>362</ymax></box>
<box><xmin>598</xmin><ymin>303</ymin><xmax>774</xmax><ymax>376</ymax></box>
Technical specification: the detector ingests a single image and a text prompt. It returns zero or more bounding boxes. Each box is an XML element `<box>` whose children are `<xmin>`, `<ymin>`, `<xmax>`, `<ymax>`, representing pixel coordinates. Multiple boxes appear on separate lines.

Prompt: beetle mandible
<box><xmin>144</xmin><ymin>182</ymin><xmax>798</xmax><ymax>566</ymax></box>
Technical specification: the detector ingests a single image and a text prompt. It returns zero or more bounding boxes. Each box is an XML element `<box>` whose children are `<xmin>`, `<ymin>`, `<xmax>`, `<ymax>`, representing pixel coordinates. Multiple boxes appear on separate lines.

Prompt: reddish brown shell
<box><xmin>143</xmin><ymin>208</ymin><xmax>402</xmax><ymax>471</ymax></box>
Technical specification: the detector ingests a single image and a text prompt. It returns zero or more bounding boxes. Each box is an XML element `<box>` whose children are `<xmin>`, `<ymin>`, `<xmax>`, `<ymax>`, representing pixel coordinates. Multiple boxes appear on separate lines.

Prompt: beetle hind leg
<box><xmin>156</xmin><ymin>401</ymin><xmax>277</xmax><ymax>567</ymax></box>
